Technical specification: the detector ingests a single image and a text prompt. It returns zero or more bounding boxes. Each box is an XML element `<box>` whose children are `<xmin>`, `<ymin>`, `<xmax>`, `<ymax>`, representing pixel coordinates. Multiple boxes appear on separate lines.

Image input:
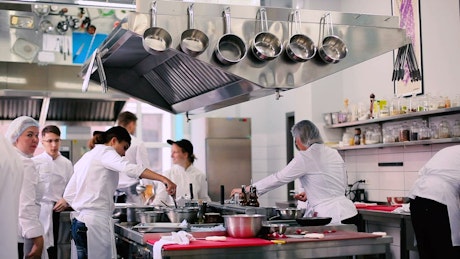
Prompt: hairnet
<box><xmin>291</xmin><ymin>120</ymin><xmax>324</xmax><ymax>147</ymax></box>
<box><xmin>5</xmin><ymin>116</ymin><xmax>39</xmax><ymax>144</ymax></box>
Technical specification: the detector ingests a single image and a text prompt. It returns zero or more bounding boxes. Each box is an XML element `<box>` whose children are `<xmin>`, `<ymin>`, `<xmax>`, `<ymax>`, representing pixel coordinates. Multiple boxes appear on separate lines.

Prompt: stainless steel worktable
<box><xmin>114</xmin><ymin>222</ymin><xmax>393</xmax><ymax>259</ymax></box>
<box><xmin>157</xmin><ymin>235</ymin><xmax>393</xmax><ymax>259</ymax></box>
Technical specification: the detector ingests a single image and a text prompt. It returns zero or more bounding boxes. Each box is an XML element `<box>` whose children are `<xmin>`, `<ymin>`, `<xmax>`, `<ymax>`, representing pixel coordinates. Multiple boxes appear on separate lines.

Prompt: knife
<box><xmin>73</xmin><ymin>43</ymin><xmax>85</xmax><ymax>60</ymax></box>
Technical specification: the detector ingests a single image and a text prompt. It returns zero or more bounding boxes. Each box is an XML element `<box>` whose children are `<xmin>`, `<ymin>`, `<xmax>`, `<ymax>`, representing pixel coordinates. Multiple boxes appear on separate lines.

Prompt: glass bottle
<box><xmin>239</xmin><ymin>185</ymin><xmax>248</xmax><ymax>206</ymax></box>
<box><xmin>410</xmin><ymin>121</ymin><xmax>419</xmax><ymax>141</ymax></box>
<box><xmin>354</xmin><ymin>128</ymin><xmax>361</xmax><ymax>145</ymax></box>
<box><xmin>399</xmin><ymin>122</ymin><xmax>410</xmax><ymax>142</ymax></box>
<box><xmin>247</xmin><ymin>186</ymin><xmax>260</xmax><ymax>207</ymax></box>
<box><xmin>438</xmin><ymin>119</ymin><xmax>451</xmax><ymax>138</ymax></box>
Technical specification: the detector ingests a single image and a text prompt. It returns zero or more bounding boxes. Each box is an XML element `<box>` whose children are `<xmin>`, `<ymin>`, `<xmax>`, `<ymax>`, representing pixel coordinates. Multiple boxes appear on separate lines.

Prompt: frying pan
<box><xmin>284</xmin><ymin>9</ymin><xmax>316</xmax><ymax>62</ymax></box>
<box><xmin>251</xmin><ymin>8</ymin><xmax>282</xmax><ymax>61</ymax></box>
<box><xmin>214</xmin><ymin>6</ymin><xmax>247</xmax><ymax>65</ymax></box>
<box><xmin>318</xmin><ymin>13</ymin><xmax>347</xmax><ymax>64</ymax></box>
<box><xmin>296</xmin><ymin>217</ymin><xmax>332</xmax><ymax>226</ymax></box>
<box><xmin>143</xmin><ymin>1</ymin><xmax>172</xmax><ymax>54</ymax></box>
<box><xmin>180</xmin><ymin>4</ymin><xmax>209</xmax><ymax>57</ymax></box>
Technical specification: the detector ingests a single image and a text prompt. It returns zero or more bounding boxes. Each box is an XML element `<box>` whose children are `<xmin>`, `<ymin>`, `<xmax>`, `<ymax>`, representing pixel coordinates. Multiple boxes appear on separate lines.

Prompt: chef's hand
<box><xmin>53</xmin><ymin>198</ymin><xmax>69</xmax><ymax>212</ymax></box>
<box><xmin>164</xmin><ymin>180</ymin><xmax>177</xmax><ymax>196</ymax></box>
<box><xmin>230</xmin><ymin>188</ymin><xmax>242</xmax><ymax>198</ymax></box>
<box><xmin>294</xmin><ymin>192</ymin><xmax>307</xmax><ymax>202</ymax></box>
<box><xmin>26</xmin><ymin>236</ymin><xmax>43</xmax><ymax>259</ymax></box>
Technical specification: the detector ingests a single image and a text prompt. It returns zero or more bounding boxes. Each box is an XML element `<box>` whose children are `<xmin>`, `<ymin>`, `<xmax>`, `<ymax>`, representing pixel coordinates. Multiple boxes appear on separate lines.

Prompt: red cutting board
<box><xmin>147</xmin><ymin>237</ymin><xmax>272</xmax><ymax>250</ymax></box>
<box><xmin>282</xmin><ymin>231</ymin><xmax>381</xmax><ymax>243</ymax></box>
<box><xmin>358</xmin><ymin>205</ymin><xmax>401</xmax><ymax>212</ymax></box>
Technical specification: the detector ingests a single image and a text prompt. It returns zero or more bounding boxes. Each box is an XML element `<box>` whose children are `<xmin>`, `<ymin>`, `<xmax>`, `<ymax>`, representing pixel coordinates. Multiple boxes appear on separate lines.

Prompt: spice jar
<box><xmin>354</xmin><ymin>128</ymin><xmax>361</xmax><ymax>145</ymax></box>
<box><xmin>410</xmin><ymin>121</ymin><xmax>419</xmax><ymax>141</ymax></box>
<box><xmin>399</xmin><ymin>123</ymin><xmax>410</xmax><ymax>142</ymax></box>
<box><xmin>438</xmin><ymin>120</ymin><xmax>451</xmax><ymax>138</ymax></box>
<box><xmin>452</xmin><ymin>120</ymin><xmax>460</xmax><ymax>137</ymax></box>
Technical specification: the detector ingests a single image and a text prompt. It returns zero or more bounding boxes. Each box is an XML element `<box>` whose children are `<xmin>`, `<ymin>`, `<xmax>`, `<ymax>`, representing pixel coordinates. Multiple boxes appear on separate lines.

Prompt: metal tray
<box><xmin>132</xmin><ymin>222</ymin><xmax>187</xmax><ymax>233</ymax></box>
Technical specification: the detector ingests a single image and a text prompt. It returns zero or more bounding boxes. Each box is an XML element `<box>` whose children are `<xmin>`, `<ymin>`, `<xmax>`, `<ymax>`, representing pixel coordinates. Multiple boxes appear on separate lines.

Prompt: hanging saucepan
<box><xmin>214</xmin><ymin>6</ymin><xmax>247</xmax><ymax>65</ymax></box>
<box><xmin>143</xmin><ymin>1</ymin><xmax>172</xmax><ymax>54</ymax></box>
<box><xmin>318</xmin><ymin>13</ymin><xmax>347</xmax><ymax>64</ymax></box>
<box><xmin>251</xmin><ymin>8</ymin><xmax>282</xmax><ymax>61</ymax></box>
<box><xmin>180</xmin><ymin>4</ymin><xmax>209</xmax><ymax>57</ymax></box>
<box><xmin>284</xmin><ymin>9</ymin><xmax>316</xmax><ymax>62</ymax></box>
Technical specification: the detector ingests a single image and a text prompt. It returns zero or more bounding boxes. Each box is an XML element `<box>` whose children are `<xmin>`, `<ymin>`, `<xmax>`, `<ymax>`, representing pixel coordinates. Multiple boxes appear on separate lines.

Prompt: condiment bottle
<box><xmin>239</xmin><ymin>185</ymin><xmax>248</xmax><ymax>206</ymax></box>
<box><xmin>354</xmin><ymin>128</ymin><xmax>361</xmax><ymax>145</ymax></box>
<box><xmin>247</xmin><ymin>186</ymin><xmax>259</xmax><ymax>207</ymax></box>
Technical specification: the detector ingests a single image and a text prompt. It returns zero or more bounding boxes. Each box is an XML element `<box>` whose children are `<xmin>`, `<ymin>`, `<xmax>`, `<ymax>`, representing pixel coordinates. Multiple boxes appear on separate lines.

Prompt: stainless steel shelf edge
<box><xmin>336</xmin><ymin>138</ymin><xmax>460</xmax><ymax>151</ymax></box>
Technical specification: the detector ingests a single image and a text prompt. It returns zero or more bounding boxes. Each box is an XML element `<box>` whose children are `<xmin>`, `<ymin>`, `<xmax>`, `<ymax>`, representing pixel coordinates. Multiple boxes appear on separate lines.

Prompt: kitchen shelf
<box><xmin>326</xmin><ymin>106</ymin><xmax>460</xmax><ymax>129</ymax></box>
<box><xmin>335</xmin><ymin>137</ymin><xmax>460</xmax><ymax>151</ymax></box>
<box><xmin>327</xmin><ymin>106</ymin><xmax>460</xmax><ymax>151</ymax></box>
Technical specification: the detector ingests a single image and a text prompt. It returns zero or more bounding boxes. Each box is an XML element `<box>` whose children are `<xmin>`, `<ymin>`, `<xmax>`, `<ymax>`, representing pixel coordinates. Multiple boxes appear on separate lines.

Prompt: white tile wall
<box><xmin>343</xmin><ymin>143</ymin><xmax>458</xmax><ymax>202</ymax></box>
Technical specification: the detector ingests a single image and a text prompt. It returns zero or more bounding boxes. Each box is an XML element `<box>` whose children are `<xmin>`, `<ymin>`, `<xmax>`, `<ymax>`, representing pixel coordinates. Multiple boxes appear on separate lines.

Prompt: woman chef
<box><xmin>5</xmin><ymin>116</ymin><xmax>44</xmax><ymax>259</ymax></box>
<box><xmin>63</xmin><ymin>126</ymin><xmax>176</xmax><ymax>259</ymax></box>
<box><xmin>231</xmin><ymin>120</ymin><xmax>358</xmax><ymax>225</ymax></box>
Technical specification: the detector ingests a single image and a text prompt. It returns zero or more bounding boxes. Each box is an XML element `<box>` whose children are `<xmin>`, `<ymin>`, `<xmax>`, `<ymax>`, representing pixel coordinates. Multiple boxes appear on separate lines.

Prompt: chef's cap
<box><xmin>5</xmin><ymin>116</ymin><xmax>39</xmax><ymax>144</ymax></box>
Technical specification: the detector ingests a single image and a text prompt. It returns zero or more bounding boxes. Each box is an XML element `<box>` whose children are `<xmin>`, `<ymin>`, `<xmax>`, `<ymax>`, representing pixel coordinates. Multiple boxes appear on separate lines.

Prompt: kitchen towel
<box><xmin>153</xmin><ymin>231</ymin><xmax>194</xmax><ymax>259</ymax></box>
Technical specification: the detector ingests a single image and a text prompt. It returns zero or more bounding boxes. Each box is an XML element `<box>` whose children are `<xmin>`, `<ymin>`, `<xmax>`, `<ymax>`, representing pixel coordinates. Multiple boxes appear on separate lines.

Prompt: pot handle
<box><xmin>259</xmin><ymin>7</ymin><xmax>269</xmax><ymax>32</ymax></box>
<box><xmin>150</xmin><ymin>1</ymin><xmax>157</xmax><ymax>27</ymax></box>
<box><xmin>187</xmin><ymin>4</ymin><xmax>195</xmax><ymax>30</ymax></box>
<box><xmin>223</xmin><ymin>6</ymin><xmax>231</xmax><ymax>34</ymax></box>
<box><xmin>289</xmin><ymin>9</ymin><xmax>302</xmax><ymax>37</ymax></box>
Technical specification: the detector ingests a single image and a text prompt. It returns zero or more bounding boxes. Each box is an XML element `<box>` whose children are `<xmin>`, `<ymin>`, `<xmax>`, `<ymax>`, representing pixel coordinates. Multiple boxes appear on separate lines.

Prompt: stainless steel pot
<box><xmin>214</xmin><ymin>7</ymin><xmax>247</xmax><ymax>65</ymax></box>
<box><xmin>223</xmin><ymin>214</ymin><xmax>265</xmax><ymax>238</ymax></box>
<box><xmin>166</xmin><ymin>207</ymin><xmax>199</xmax><ymax>223</ymax></box>
<box><xmin>318</xmin><ymin>13</ymin><xmax>347</xmax><ymax>64</ymax></box>
<box><xmin>137</xmin><ymin>210</ymin><xmax>165</xmax><ymax>223</ymax></box>
<box><xmin>143</xmin><ymin>1</ymin><xmax>172</xmax><ymax>54</ymax></box>
<box><xmin>180</xmin><ymin>4</ymin><xmax>209</xmax><ymax>57</ymax></box>
<box><xmin>284</xmin><ymin>10</ymin><xmax>316</xmax><ymax>62</ymax></box>
<box><xmin>251</xmin><ymin>8</ymin><xmax>282</xmax><ymax>61</ymax></box>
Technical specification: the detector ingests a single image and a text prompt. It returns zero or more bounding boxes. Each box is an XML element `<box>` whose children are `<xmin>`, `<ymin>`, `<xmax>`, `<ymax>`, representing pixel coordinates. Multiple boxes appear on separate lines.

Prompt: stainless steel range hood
<box><xmin>85</xmin><ymin>0</ymin><xmax>410</xmax><ymax>114</ymax></box>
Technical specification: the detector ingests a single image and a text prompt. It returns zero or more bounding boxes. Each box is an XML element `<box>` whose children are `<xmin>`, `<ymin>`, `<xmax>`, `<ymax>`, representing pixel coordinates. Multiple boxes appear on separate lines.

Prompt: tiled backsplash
<box><xmin>342</xmin><ymin>142</ymin><xmax>457</xmax><ymax>202</ymax></box>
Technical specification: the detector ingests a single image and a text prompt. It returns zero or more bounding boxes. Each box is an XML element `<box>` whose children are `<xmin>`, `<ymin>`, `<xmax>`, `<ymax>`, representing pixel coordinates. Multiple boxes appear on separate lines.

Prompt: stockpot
<box><xmin>214</xmin><ymin>7</ymin><xmax>247</xmax><ymax>65</ymax></box>
<box><xmin>143</xmin><ymin>1</ymin><xmax>172</xmax><ymax>54</ymax></box>
<box><xmin>251</xmin><ymin>8</ymin><xmax>282</xmax><ymax>61</ymax></box>
<box><xmin>180</xmin><ymin>4</ymin><xmax>209</xmax><ymax>57</ymax></box>
<box><xmin>284</xmin><ymin>9</ymin><xmax>316</xmax><ymax>62</ymax></box>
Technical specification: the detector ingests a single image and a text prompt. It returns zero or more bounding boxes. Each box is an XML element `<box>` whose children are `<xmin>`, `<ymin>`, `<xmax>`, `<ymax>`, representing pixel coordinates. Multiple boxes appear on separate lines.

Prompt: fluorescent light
<box><xmin>0</xmin><ymin>76</ymin><xmax>27</xmax><ymax>84</ymax></box>
<box><xmin>75</xmin><ymin>1</ymin><xmax>136</xmax><ymax>10</ymax></box>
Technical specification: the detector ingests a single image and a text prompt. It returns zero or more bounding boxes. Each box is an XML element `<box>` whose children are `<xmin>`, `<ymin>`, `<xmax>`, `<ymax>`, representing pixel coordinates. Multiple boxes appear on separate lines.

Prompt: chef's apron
<box><xmin>39</xmin><ymin>201</ymin><xmax>55</xmax><ymax>259</ymax></box>
<box><xmin>71</xmin><ymin>210</ymin><xmax>116</xmax><ymax>259</ymax></box>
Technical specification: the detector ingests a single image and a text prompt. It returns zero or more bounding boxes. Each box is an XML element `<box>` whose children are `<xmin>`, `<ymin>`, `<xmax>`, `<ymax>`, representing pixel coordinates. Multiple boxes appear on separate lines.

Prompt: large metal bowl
<box><xmin>137</xmin><ymin>210</ymin><xmax>165</xmax><ymax>223</ymax></box>
<box><xmin>223</xmin><ymin>214</ymin><xmax>266</xmax><ymax>238</ymax></box>
<box><xmin>166</xmin><ymin>207</ymin><xmax>199</xmax><ymax>223</ymax></box>
<box><xmin>276</xmin><ymin>208</ymin><xmax>306</xmax><ymax>219</ymax></box>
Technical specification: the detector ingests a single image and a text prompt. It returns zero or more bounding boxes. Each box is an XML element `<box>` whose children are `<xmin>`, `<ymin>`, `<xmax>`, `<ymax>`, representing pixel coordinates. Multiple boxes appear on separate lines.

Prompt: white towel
<box><xmin>153</xmin><ymin>231</ymin><xmax>194</xmax><ymax>259</ymax></box>
<box><xmin>392</xmin><ymin>203</ymin><xmax>411</xmax><ymax>214</ymax></box>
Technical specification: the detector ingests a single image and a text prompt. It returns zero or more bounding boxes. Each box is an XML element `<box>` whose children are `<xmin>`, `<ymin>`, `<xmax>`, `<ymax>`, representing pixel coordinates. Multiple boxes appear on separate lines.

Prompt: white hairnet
<box><xmin>4</xmin><ymin>116</ymin><xmax>39</xmax><ymax>144</ymax></box>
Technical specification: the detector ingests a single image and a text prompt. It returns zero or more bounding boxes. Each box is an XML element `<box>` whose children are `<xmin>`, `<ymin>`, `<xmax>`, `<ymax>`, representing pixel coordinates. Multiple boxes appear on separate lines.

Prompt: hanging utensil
<box><xmin>250</xmin><ymin>7</ymin><xmax>282</xmax><ymax>61</ymax></box>
<box><xmin>95</xmin><ymin>48</ymin><xmax>107</xmax><ymax>93</ymax></box>
<box><xmin>318</xmin><ymin>13</ymin><xmax>347</xmax><ymax>63</ymax></box>
<box><xmin>214</xmin><ymin>6</ymin><xmax>247</xmax><ymax>65</ymax></box>
<box><xmin>180</xmin><ymin>4</ymin><xmax>209</xmax><ymax>57</ymax></box>
<box><xmin>284</xmin><ymin>9</ymin><xmax>316</xmax><ymax>62</ymax></box>
<box><xmin>143</xmin><ymin>1</ymin><xmax>172</xmax><ymax>54</ymax></box>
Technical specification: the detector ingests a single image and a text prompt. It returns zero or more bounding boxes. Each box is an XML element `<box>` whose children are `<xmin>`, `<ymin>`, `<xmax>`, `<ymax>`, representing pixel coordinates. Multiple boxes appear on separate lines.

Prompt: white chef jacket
<box><xmin>409</xmin><ymin>145</ymin><xmax>460</xmax><ymax>246</ymax></box>
<box><xmin>16</xmin><ymin>148</ymin><xmax>45</xmax><ymax>240</ymax></box>
<box><xmin>117</xmin><ymin>135</ymin><xmax>149</xmax><ymax>189</ymax></box>
<box><xmin>0</xmin><ymin>135</ymin><xmax>24</xmax><ymax>259</ymax></box>
<box><xmin>63</xmin><ymin>144</ymin><xmax>145</xmax><ymax>258</ymax></box>
<box><xmin>254</xmin><ymin>143</ymin><xmax>357</xmax><ymax>224</ymax></box>
<box><xmin>33</xmin><ymin>152</ymin><xmax>73</xmax><ymax>252</ymax></box>
<box><xmin>162</xmin><ymin>164</ymin><xmax>211</xmax><ymax>204</ymax></box>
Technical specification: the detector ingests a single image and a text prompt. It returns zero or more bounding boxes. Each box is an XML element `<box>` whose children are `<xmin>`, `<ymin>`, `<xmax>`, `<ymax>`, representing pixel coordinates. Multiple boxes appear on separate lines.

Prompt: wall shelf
<box><xmin>327</xmin><ymin>106</ymin><xmax>460</xmax><ymax>151</ymax></box>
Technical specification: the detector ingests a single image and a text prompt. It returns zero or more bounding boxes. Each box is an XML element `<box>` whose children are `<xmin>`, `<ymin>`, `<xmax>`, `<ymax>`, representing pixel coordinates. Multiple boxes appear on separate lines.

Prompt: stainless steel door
<box><xmin>206</xmin><ymin>138</ymin><xmax>251</xmax><ymax>201</ymax></box>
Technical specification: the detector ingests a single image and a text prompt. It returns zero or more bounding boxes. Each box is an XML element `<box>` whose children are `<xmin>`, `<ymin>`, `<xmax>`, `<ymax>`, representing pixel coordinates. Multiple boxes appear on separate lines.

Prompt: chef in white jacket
<box><xmin>231</xmin><ymin>120</ymin><xmax>357</xmax><ymax>225</ymax></box>
<box><xmin>33</xmin><ymin>125</ymin><xmax>73</xmax><ymax>259</ymax></box>
<box><xmin>409</xmin><ymin>145</ymin><xmax>460</xmax><ymax>259</ymax></box>
<box><xmin>5</xmin><ymin>116</ymin><xmax>45</xmax><ymax>259</ymax></box>
<box><xmin>63</xmin><ymin>126</ymin><xmax>176</xmax><ymax>259</ymax></box>
<box><xmin>0</xmin><ymin>134</ymin><xmax>24</xmax><ymax>259</ymax></box>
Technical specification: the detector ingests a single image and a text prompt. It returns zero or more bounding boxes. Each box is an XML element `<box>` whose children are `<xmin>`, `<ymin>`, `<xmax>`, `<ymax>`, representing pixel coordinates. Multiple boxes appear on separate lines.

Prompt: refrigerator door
<box><xmin>206</xmin><ymin>138</ymin><xmax>251</xmax><ymax>201</ymax></box>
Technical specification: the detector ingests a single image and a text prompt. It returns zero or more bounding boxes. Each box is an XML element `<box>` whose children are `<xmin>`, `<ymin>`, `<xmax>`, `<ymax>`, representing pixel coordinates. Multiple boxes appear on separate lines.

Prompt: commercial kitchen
<box><xmin>0</xmin><ymin>0</ymin><xmax>459</xmax><ymax>259</ymax></box>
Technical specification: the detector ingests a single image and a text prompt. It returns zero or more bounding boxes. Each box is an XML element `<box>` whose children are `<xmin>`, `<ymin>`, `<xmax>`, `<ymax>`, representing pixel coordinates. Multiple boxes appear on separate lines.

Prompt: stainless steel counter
<box><xmin>359</xmin><ymin>209</ymin><xmax>416</xmax><ymax>259</ymax></box>
<box><xmin>115</xmin><ymin>221</ymin><xmax>393</xmax><ymax>259</ymax></box>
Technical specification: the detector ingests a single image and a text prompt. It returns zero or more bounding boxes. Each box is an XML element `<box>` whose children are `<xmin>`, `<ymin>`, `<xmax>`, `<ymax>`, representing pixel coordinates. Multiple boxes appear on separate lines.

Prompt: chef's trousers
<box><xmin>410</xmin><ymin>196</ymin><xmax>460</xmax><ymax>259</ymax></box>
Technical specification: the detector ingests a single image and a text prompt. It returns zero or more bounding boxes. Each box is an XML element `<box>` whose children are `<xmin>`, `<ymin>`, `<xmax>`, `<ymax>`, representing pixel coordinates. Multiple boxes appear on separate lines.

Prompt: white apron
<box><xmin>71</xmin><ymin>211</ymin><xmax>116</xmax><ymax>259</ymax></box>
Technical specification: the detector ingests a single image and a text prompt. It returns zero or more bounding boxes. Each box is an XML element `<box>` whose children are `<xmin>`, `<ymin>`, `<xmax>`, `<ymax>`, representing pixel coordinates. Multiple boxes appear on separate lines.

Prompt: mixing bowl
<box><xmin>223</xmin><ymin>214</ymin><xmax>265</xmax><ymax>238</ymax></box>
<box><xmin>166</xmin><ymin>207</ymin><xmax>199</xmax><ymax>223</ymax></box>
